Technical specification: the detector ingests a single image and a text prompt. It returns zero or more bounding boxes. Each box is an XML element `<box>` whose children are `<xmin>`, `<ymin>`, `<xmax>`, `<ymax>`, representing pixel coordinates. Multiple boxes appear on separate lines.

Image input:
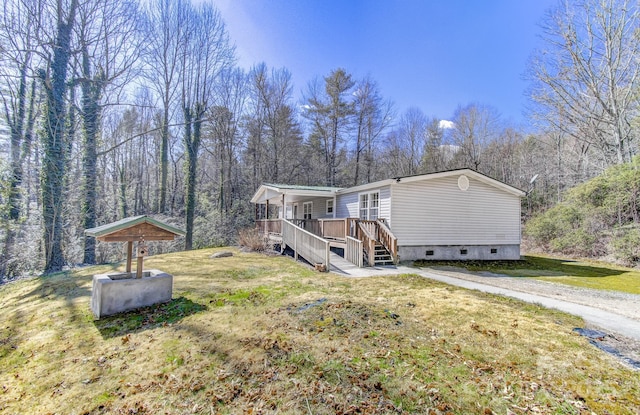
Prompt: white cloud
<box><xmin>439</xmin><ymin>120</ymin><xmax>454</xmax><ymax>129</ymax></box>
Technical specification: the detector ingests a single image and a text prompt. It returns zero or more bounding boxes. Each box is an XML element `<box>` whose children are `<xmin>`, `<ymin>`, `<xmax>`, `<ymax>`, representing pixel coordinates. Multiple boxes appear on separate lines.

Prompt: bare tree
<box><xmin>246</xmin><ymin>63</ymin><xmax>304</xmax><ymax>186</ymax></box>
<box><xmin>74</xmin><ymin>0</ymin><xmax>142</xmax><ymax>264</ymax></box>
<box><xmin>144</xmin><ymin>0</ymin><xmax>188</xmax><ymax>214</ymax></box>
<box><xmin>352</xmin><ymin>76</ymin><xmax>393</xmax><ymax>185</ymax></box>
<box><xmin>180</xmin><ymin>1</ymin><xmax>234</xmax><ymax>250</ymax></box>
<box><xmin>528</xmin><ymin>0</ymin><xmax>640</xmax><ymax>167</ymax></box>
<box><xmin>303</xmin><ymin>68</ymin><xmax>355</xmax><ymax>187</ymax></box>
<box><xmin>207</xmin><ymin>68</ymin><xmax>247</xmax><ymax>216</ymax></box>
<box><xmin>37</xmin><ymin>0</ymin><xmax>79</xmax><ymax>273</ymax></box>
<box><xmin>420</xmin><ymin>118</ymin><xmax>449</xmax><ymax>173</ymax></box>
<box><xmin>0</xmin><ymin>0</ymin><xmax>41</xmax><ymax>276</ymax></box>
<box><xmin>450</xmin><ymin>103</ymin><xmax>501</xmax><ymax>171</ymax></box>
<box><xmin>382</xmin><ymin>107</ymin><xmax>427</xmax><ymax>177</ymax></box>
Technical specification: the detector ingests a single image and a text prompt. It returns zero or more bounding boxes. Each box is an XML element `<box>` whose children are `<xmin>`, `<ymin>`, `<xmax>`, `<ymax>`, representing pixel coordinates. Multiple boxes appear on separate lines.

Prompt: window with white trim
<box><xmin>303</xmin><ymin>202</ymin><xmax>313</xmax><ymax>219</ymax></box>
<box><xmin>359</xmin><ymin>191</ymin><xmax>379</xmax><ymax>220</ymax></box>
<box><xmin>326</xmin><ymin>199</ymin><xmax>334</xmax><ymax>215</ymax></box>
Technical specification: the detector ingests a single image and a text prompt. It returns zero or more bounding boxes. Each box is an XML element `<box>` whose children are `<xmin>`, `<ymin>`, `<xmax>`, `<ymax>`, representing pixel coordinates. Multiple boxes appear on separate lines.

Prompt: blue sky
<box><xmin>216</xmin><ymin>0</ymin><xmax>557</xmax><ymax>127</ymax></box>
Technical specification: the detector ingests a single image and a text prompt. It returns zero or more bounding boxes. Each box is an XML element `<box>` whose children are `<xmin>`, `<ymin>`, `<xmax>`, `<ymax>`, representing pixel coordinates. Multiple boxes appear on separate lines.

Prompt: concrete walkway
<box><xmin>329</xmin><ymin>251</ymin><xmax>401</xmax><ymax>277</ymax></box>
<box><xmin>328</xmin><ymin>261</ymin><xmax>640</xmax><ymax>342</ymax></box>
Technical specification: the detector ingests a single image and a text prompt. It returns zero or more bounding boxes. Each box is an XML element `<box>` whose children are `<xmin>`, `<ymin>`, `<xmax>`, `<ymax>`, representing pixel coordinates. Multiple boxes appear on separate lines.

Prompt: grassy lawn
<box><xmin>1</xmin><ymin>248</ymin><xmax>639</xmax><ymax>414</ymax></box>
<box><xmin>416</xmin><ymin>254</ymin><xmax>640</xmax><ymax>295</ymax></box>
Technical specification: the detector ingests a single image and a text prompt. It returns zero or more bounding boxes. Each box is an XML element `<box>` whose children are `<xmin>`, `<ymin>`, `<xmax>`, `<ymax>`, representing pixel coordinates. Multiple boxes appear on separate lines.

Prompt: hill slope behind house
<box><xmin>526</xmin><ymin>157</ymin><xmax>640</xmax><ymax>265</ymax></box>
<box><xmin>1</xmin><ymin>248</ymin><xmax>639</xmax><ymax>414</ymax></box>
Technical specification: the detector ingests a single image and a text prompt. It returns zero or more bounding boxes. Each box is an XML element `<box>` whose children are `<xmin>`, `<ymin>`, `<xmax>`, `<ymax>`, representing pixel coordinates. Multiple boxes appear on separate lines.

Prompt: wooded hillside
<box><xmin>526</xmin><ymin>157</ymin><xmax>640</xmax><ymax>265</ymax></box>
<box><xmin>1</xmin><ymin>0</ymin><xmax>639</xmax><ymax>278</ymax></box>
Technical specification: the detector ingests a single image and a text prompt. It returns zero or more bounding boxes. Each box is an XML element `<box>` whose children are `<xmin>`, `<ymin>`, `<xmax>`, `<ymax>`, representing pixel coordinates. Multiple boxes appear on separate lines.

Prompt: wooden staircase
<box><xmin>356</xmin><ymin>219</ymin><xmax>398</xmax><ymax>267</ymax></box>
<box><xmin>363</xmin><ymin>243</ymin><xmax>395</xmax><ymax>266</ymax></box>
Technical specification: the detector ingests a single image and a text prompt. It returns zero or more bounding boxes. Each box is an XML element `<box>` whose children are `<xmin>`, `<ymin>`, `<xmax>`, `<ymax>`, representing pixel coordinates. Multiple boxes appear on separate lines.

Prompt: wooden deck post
<box><xmin>136</xmin><ymin>255</ymin><xmax>143</xmax><ymax>278</ymax></box>
<box><xmin>126</xmin><ymin>241</ymin><xmax>133</xmax><ymax>273</ymax></box>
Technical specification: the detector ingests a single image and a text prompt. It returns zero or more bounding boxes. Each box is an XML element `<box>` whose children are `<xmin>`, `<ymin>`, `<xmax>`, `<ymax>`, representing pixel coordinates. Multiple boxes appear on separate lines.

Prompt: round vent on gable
<box><xmin>458</xmin><ymin>175</ymin><xmax>469</xmax><ymax>191</ymax></box>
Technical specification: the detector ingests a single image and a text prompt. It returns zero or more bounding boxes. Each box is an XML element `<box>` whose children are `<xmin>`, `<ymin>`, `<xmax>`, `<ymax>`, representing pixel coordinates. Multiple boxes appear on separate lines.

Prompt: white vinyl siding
<box><xmin>337</xmin><ymin>186</ymin><xmax>390</xmax><ymax>221</ymax></box>
<box><xmin>390</xmin><ymin>175</ymin><xmax>520</xmax><ymax>245</ymax></box>
<box><xmin>336</xmin><ymin>192</ymin><xmax>358</xmax><ymax>218</ymax></box>
<box><xmin>288</xmin><ymin>197</ymin><xmax>334</xmax><ymax>219</ymax></box>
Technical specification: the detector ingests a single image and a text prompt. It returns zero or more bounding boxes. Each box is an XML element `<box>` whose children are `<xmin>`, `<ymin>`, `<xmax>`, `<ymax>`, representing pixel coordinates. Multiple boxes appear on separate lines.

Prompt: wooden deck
<box><xmin>257</xmin><ymin>218</ymin><xmax>398</xmax><ymax>269</ymax></box>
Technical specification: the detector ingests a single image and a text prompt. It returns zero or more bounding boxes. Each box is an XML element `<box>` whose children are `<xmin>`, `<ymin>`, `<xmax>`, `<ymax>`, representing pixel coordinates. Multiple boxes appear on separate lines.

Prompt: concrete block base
<box><xmin>399</xmin><ymin>244</ymin><xmax>521</xmax><ymax>261</ymax></box>
<box><xmin>91</xmin><ymin>269</ymin><xmax>173</xmax><ymax>319</ymax></box>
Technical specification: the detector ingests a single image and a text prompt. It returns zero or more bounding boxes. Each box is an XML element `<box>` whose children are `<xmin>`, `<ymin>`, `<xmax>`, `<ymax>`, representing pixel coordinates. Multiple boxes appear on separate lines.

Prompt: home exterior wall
<box><xmin>336</xmin><ymin>185</ymin><xmax>391</xmax><ymax>220</ymax></box>
<box><xmin>390</xmin><ymin>174</ymin><xmax>521</xmax><ymax>260</ymax></box>
<box><xmin>288</xmin><ymin>196</ymin><xmax>334</xmax><ymax>219</ymax></box>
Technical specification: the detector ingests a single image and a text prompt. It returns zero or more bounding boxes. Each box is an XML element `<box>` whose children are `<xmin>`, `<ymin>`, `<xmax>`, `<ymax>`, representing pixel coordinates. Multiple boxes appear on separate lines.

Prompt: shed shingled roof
<box><xmin>84</xmin><ymin>215</ymin><xmax>185</xmax><ymax>239</ymax></box>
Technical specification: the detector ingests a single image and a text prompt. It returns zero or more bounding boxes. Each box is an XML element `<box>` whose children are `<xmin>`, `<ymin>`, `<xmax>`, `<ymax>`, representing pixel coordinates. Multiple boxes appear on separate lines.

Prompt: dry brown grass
<box><xmin>0</xmin><ymin>247</ymin><xmax>638</xmax><ymax>414</ymax></box>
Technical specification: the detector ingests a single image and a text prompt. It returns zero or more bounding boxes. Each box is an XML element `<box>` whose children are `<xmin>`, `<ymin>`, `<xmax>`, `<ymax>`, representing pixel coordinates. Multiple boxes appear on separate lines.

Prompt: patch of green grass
<box><xmin>163</xmin><ymin>339</ymin><xmax>185</xmax><ymax>367</ymax></box>
<box><xmin>94</xmin><ymin>296</ymin><xmax>207</xmax><ymax>338</ymax></box>
<box><xmin>416</xmin><ymin>254</ymin><xmax>640</xmax><ymax>294</ymax></box>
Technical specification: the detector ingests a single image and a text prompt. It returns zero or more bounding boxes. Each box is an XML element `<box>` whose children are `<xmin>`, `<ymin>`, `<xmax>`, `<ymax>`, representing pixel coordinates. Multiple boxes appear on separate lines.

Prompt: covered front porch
<box><xmin>251</xmin><ymin>184</ymin><xmax>398</xmax><ymax>271</ymax></box>
<box><xmin>251</xmin><ymin>183</ymin><xmax>340</xmax><ymax>222</ymax></box>
<box><xmin>256</xmin><ymin>218</ymin><xmax>358</xmax><ymax>247</ymax></box>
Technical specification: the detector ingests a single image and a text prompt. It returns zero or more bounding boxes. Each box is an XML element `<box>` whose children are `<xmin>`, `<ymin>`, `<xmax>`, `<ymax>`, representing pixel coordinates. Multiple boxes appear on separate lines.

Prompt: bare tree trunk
<box><xmin>40</xmin><ymin>0</ymin><xmax>78</xmax><ymax>273</ymax></box>
<box><xmin>183</xmin><ymin>105</ymin><xmax>203</xmax><ymax>250</ymax></box>
<box><xmin>159</xmin><ymin>106</ymin><xmax>169</xmax><ymax>213</ymax></box>
<box><xmin>80</xmin><ymin>54</ymin><xmax>103</xmax><ymax>264</ymax></box>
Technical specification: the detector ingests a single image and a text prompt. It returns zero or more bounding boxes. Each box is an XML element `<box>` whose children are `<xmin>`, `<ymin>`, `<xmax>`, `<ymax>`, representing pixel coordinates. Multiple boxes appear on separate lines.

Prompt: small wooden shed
<box><xmin>85</xmin><ymin>215</ymin><xmax>185</xmax><ymax>277</ymax></box>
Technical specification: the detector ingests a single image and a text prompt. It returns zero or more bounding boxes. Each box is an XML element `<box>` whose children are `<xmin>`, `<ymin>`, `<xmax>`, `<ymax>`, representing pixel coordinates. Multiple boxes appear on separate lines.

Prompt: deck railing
<box><xmin>256</xmin><ymin>219</ymin><xmax>282</xmax><ymax>235</ymax></box>
<box><xmin>319</xmin><ymin>219</ymin><xmax>347</xmax><ymax>239</ymax></box>
<box><xmin>289</xmin><ymin>218</ymin><xmax>350</xmax><ymax>240</ymax></box>
<box><xmin>256</xmin><ymin>217</ymin><xmax>397</xmax><ymax>268</ymax></box>
<box><xmin>358</xmin><ymin>220</ymin><xmax>378</xmax><ymax>239</ymax></box>
<box><xmin>377</xmin><ymin>219</ymin><xmax>398</xmax><ymax>264</ymax></box>
<box><xmin>357</xmin><ymin>222</ymin><xmax>378</xmax><ymax>267</ymax></box>
<box><xmin>282</xmin><ymin>219</ymin><xmax>330</xmax><ymax>271</ymax></box>
<box><xmin>345</xmin><ymin>236</ymin><xmax>363</xmax><ymax>268</ymax></box>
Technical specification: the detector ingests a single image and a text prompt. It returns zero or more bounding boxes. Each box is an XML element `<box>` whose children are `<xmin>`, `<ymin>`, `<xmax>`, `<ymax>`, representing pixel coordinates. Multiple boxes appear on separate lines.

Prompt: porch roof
<box><xmin>250</xmin><ymin>183</ymin><xmax>342</xmax><ymax>205</ymax></box>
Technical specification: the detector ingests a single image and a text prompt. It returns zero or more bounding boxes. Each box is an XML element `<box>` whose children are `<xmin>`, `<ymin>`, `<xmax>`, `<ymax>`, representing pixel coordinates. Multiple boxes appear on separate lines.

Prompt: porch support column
<box><xmin>126</xmin><ymin>241</ymin><xmax>133</xmax><ymax>273</ymax></box>
<box><xmin>282</xmin><ymin>194</ymin><xmax>285</xmax><ymax>219</ymax></box>
<box><xmin>266</xmin><ymin>200</ymin><xmax>269</xmax><ymax>220</ymax></box>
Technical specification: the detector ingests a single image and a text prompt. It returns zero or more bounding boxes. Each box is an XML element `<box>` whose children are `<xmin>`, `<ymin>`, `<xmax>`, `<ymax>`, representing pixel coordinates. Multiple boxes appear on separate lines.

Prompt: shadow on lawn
<box><xmin>15</xmin><ymin>263</ymin><xmax>120</xmax><ymax>303</ymax></box>
<box><xmin>415</xmin><ymin>256</ymin><xmax>628</xmax><ymax>278</ymax></box>
<box><xmin>94</xmin><ymin>296</ymin><xmax>207</xmax><ymax>339</ymax></box>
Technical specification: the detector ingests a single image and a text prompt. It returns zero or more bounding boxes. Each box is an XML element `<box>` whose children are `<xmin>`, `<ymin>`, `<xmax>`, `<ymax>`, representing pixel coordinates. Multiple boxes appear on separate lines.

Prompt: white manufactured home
<box><xmin>251</xmin><ymin>169</ymin><xmax>525</xmax><ymax>269</ymax></box>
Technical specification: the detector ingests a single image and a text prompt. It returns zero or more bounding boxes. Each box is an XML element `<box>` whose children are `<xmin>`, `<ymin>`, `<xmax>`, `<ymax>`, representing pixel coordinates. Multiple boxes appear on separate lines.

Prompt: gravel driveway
<box><xmin>421</xmin><ymin>266</ymin><xmax>640</xmax><ymax>322</ymax></box>
<box><xmin>410</xmin><ymin>265</ymin><xmax>640</xmax><ymax>370</ymax></box>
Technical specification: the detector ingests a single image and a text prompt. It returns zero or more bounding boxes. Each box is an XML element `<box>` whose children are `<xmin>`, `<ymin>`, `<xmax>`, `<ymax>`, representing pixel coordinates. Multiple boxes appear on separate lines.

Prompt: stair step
<box><xmin>364</xmin><ymin>242</ymin><xmax>395</xmax><ymax>266</ymax></box>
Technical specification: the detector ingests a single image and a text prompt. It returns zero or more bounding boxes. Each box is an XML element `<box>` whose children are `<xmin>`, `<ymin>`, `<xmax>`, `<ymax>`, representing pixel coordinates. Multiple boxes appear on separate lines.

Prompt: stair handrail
<box><xmin>376</xmin><ymin>219</ymin><xmax>399</xmax><ymax>264</ymax></box>
<box><xmin>357</xmin><ymin>221</ymin><xmax>377</xmax><ymax>267</ymax></box>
